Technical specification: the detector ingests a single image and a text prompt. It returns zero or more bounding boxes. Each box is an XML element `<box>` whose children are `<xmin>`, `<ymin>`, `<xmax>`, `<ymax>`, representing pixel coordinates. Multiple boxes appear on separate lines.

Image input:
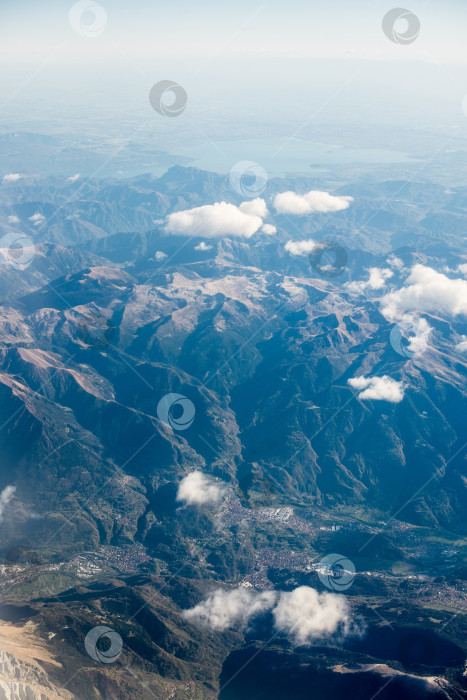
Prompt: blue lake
<box><xmin>172</xmin><ymin>137</ymin><xmax>417</xmax><ymax>177</ymax></box>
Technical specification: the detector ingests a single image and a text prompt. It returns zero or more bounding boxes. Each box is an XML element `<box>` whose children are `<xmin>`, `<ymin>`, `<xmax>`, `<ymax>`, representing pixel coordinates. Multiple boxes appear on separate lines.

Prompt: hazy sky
<box><xmin>1</xmin><ymin>1</ymin><xmax>467</xmax><ymax>146</ymax></box>
<box><xmin>2</xmin><ymin>0</ymin><xmax>467</xmax><ymax>64</ymax></box>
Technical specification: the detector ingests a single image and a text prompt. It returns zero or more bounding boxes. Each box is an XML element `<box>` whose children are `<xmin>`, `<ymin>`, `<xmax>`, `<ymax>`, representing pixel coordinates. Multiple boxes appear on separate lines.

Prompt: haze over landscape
<box><xmin>0</xmin><ymin>1</ymin><xmax>465</xmax><ymax>698</ymax></box>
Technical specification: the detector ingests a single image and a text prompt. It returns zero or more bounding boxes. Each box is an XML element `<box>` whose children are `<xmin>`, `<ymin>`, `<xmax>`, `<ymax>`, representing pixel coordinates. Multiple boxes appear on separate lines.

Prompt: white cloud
<box><xmin>405</xmin><ymin>316</ymin><xmax>432</xmax><ymax>354</ymax></box>
<box><xmin>177</xmin><ymin>471</ymin><xmax>226</xmax><ymax>506</ymax></box>
<box><xmin>66</xmin><ymin>173</ymin><xmax>80</xmax><ymax>183</ymax></box>
<box><xmin>387</xmin><ymin>255</ymin><xmax>405</xmax><ymax>271</ymax></box>
<box><xmin>368</xmin><ymin>268</ymin><xmax>394</xmax><ymax>289</ymax></box>
<box><xmin>348</xmin><ymin>375</ymin><xmax>405</xmax><ymax>403</ymax></box>
<box><xmin>29</xmin><ymin>212</ymin><xmax>45</xmax><ymax>226</ymax></box>
<box><xmin>166</xmin><ymin>201</ymin><xmax>264</xmax><ymax>239</ymax></box>
<box><xmin>155</xmin><ymin>250</ymin><xmax>167</xmax><ymax>261</ymax></box>
<box><xmin>7</xmin><ymin>215</ymin><xmax>19</xmax><ymax>224</ymax></box>
<box><xmin>380</xmin><ymin>265</ymin><xmax>467</xmax><ymax>321</ymax></box>
<box><xmin>0</xmin><ymin>485</ymin><xmax>15</xmax><ymax>522</ymax></box>
<box><xmin>272</xmin><ymin>586</ymin><xmax>356</xmax><ymax>646</ymax></box>
<box><xmin>184</xmin><ymin>586</ymin><xmax>362</xmax><ymax>645</ymax></box>
<box><xmin>346</xmin><ymin>267</ymin><xmax>393</xmax><ymax>294</ymax></box>
<box><xmin>273</xmin><ymin>190</ymin><xmax>353</xmax><ymax>216</ymax></box>
<box><xmin>261</xmin><ymin>224</ymin><xmax>277</xmax><ymax>235</ymax></box>
<box><xmin>239</xmin><ymin>198</ymin><xmax>268</xmax><ymax>218</ymax></box>
<box><xmin>3</xmin><ymin>174</ymin><xmax>22</xmax><ymax>183</ymax></box>
<box><xmin>457</xmin><ymin>263</ymin><xmax>467</xmax><ymax>276</ymax></box>
<box><xmin>184</xmin><ymin>587</ymin><xmax>276</xmax><ymax>631</ymax></box>
<box><xmin>194</xmin><ymin>241</ymin><xmax>213</xmax><ymax>251</ymax></box>
<box><xmin>375</xmin><ymin>265</ymin><xmax>467</xmax><ymax>357</ymax></box>
<box><xmin>456</xmin><ymin>335</ymin><xmax>467</xmax><ymax>352</ymax></box>
<box><xmin>284</xmin><ymin>239</ymin><xmax>316</xmax><ymax>257</ymax></box>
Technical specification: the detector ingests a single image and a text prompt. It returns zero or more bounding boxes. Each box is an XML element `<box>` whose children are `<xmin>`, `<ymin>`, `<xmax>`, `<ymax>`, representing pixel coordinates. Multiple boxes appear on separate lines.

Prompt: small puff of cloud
<box><xmin>195</xmin><ymin>241</ymin><xmax>213</xmax><ymax>251</ymax></box>
<box><xmin>7</xmin><ymin>215</ymin><xmax>20</xmax><ymax>224</ymax></box>
<box><xmin>155</xmin><ymin>250</ymin><xmax>167</xmax><ymax>261</ymax></box>
<box><xmin>3</xmin><ymin>174</ymin><xmax>22</xmax><ymax>183</ymax></box>
<box><xmin>285</xmin><ymin>239</ymin><xmax>316</xmax><ymax>256</ymax></box>
<box><xmin>346</xmin><ymin>267</ymin><xmax>393</xmax><ymax>294</ymax></box>
<box><xmin>184</xmin><ymin>587</ymin><xmax>276</xmax><ymax>631</ymax></box>
<box><xmin>184</xmin><ymin>586</ymin><xmax>362</xmax><ymax>645</ymax></box>
<box><xmin>238</xmin><ymin>198</ymin><xmax>268</xmax><ymax>218</ymax></box>
<box><xmin>456</xmin><ymin>335</ymin><xmax>467</xmax><ymax>352</ymax></box>
<box><xmin>166</xmin><ymin>201</ymin><xmax>266</xmax><ymax>239</ymax></box>
<box><xmin>66</xmin><ymin>173</ymin><xmax>80</xmax><ymax>183</ymax></box>
<box><xmin>348</xmin><ymin>375</ymin><xmax>405</xmax><ymax>403</ymax></box>
<box><xmin>272</xmin><ymin>586</ymin><xmax>355</xmax><ymax>646</ymax></box>
<box><xmin>0</xmin><ymin>485</ymin><xmax>16</xmax><ymax>522</ymax></box>
<box><xmin>387</xmin><ymin>255</ymin><xmax>405</xmax><ymax>271</ymax></box>
<box><xmin>261</xmin><ymin>224</ymin><xmax>277</xmax><ymax>235</ymax></box>
<box><xmin>273</xmin><ymin>190</ymin><xmax>353</xmax><ymax>216</ymax></box>
<box><xmin>29</xmin><ymin>212</ymin><xmax>45</xmax><ymax>226</ymax></box>
<box><xmin>177</xmin><ymin>471</ymin><xmax>226</xmax><ymax>506</ymax></box>
<box><xmin>380</xmin><ymin>265</ymin><xmax>467</xmax><ymax>321</ymax></box>
<box><xmin>405</xmin><ymin>316</ymin><xmax>432</xmax><ymax>354</ymax></box>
